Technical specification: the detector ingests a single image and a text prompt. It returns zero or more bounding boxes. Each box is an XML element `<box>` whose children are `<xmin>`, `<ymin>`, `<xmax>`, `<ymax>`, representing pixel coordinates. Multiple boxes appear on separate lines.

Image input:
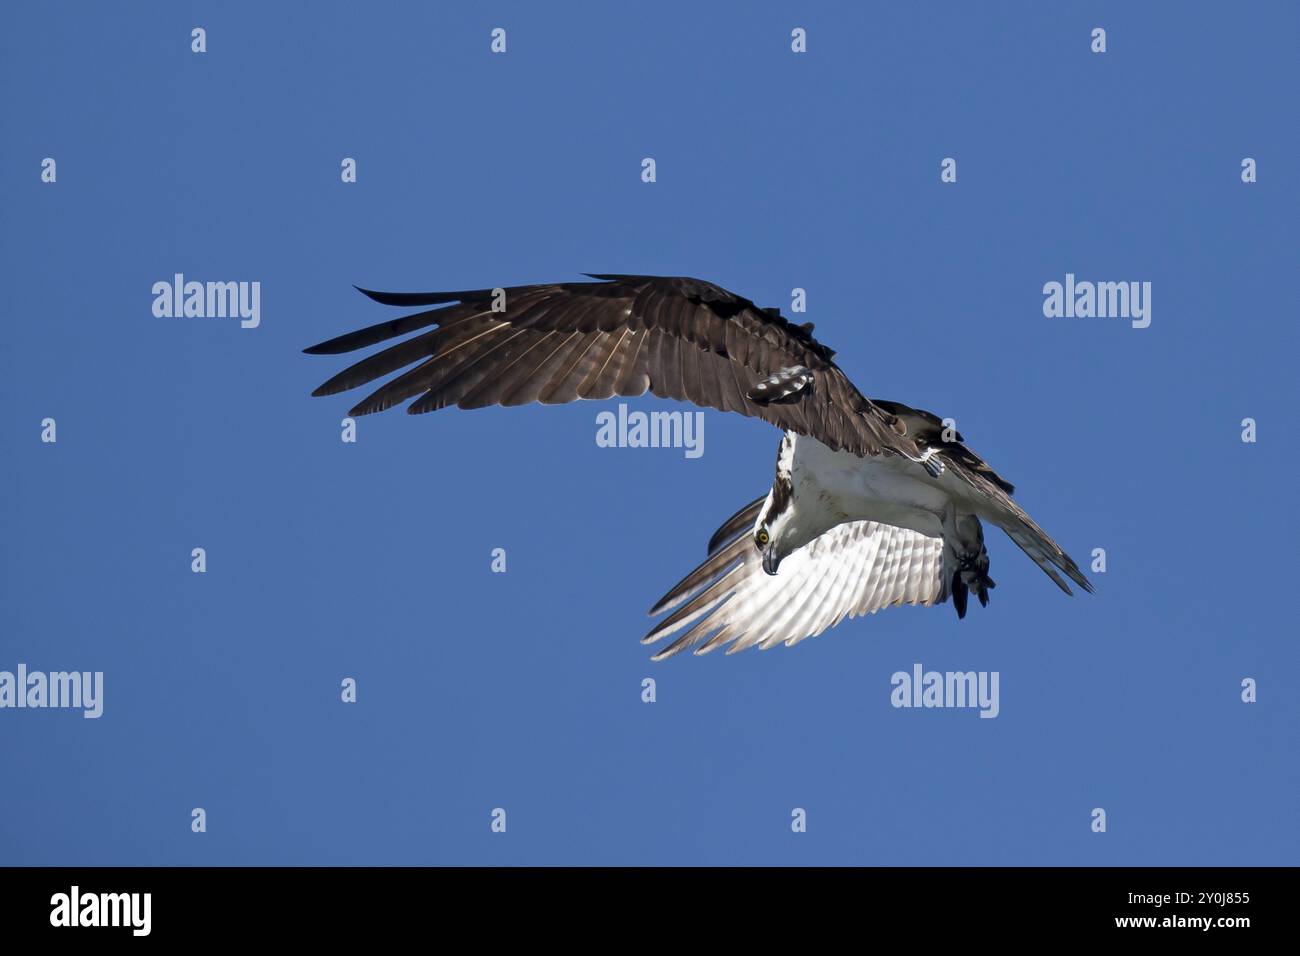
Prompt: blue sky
<box><xmin>1</xmin><ymin>1</ymin><xmax>1296</xmax><ymax>865</ymax></box>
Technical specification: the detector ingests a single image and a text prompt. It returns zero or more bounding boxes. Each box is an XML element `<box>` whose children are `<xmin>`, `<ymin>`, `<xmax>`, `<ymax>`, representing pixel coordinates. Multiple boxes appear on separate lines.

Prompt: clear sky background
<box><xmin>1</xmin><ymin>1</ymin><xmax>1296</xmax><ymax>865</ymax></box>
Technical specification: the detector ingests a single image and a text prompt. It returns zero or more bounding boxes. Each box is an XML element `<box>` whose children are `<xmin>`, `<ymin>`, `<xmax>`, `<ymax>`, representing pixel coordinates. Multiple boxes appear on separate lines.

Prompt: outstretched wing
<box><xmin>305</xmin><ymin>275</ymin><xmax>920</xmax><ymax>459</ymax></box>
<box><xmin>644</xmin><ymin>505</ymin><xmax>948</xmax><ymax>660</ymax></box>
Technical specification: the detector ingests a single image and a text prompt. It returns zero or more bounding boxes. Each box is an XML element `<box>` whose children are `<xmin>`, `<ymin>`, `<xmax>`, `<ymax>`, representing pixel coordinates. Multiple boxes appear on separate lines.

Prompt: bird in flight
<box><xmin>305</xmin><ymin>274</ymin><xmax>1092</xmax><ymax>659</ymax></box>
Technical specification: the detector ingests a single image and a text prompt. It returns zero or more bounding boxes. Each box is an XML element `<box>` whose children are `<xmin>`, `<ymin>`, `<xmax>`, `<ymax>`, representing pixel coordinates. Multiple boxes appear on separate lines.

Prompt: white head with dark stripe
<box><xmin>754</xmin><ymin>481</ymin><xmax>797</xmax><ymax>575</ymax></box>
<box><xmin>752</xmin><ymin>434</ymin><xmax>815</xmax><ymax>575</ymax></box>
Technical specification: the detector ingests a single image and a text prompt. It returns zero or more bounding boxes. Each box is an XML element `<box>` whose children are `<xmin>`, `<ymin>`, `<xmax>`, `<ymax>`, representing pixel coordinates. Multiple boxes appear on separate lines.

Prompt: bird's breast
<box><xmin>792</xmin><ymin>434</ymin><xmax>949</xmax><ymax>537</ymax></box>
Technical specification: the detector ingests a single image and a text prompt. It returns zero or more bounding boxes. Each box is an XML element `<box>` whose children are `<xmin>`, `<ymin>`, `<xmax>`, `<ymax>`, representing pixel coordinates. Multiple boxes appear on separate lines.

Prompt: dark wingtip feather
<box><xmin>353</xmin><ymin>286</ymin><xmax>470</xmax><ymax>307</ymax></box>
<box><xmin>646</xmin><ymin>592</ymin><xmax>678</xmax><ymax>618</ymax></box>
<box><xmin>305</xmin><ymin>330</ymin><xmax>378</xmax><ymax>354</ymax></box>
<box><xmin>705</xmin><ymin>528</ymin><xmax>731</xmax><ymax>556</ymax></box>
<box><xmin>303</xmin><ymin>325</ymin><xmax>393</xmax><ymax>356</ymax></box>
<box><xmin>304</xmin><ymin>303</ymin><xmax>454</xmax><ymax>357</ymax></box>
<box><xmin>1059</xmin><ymin>557</ymin><xmax>1093</xmax><ymax>594</ymax></box>
<box><xmin>705</xmin><ymin>496</ymin><xmax>767</xmax><ymax>556</ymax></box>
<box><xmin>646</xmin><ymin>547</ymin><xmax>744</xmax><ymax>617</ymax></box>
<box><xmin>354</xmin><ymin>286</ymin><xmax>401</xmax><ymax>304</ymax></box>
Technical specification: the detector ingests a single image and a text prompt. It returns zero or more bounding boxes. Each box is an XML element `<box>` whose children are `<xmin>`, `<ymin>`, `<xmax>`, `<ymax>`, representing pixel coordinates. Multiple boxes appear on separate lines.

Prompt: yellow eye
<box><xmin>756</xmin><ymin>528</ymin><xmax>770</xmax><ymax>546</ymax></box>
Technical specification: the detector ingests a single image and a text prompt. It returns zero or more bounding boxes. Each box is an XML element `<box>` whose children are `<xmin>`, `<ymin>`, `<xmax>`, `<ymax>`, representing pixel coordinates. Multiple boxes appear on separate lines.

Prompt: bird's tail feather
<box><xmin>949</xmin><ymin>462</ymin><xmax>1092</xmax><ymax>596</ymax></box>
<box><xmin>1001</xmin><ymin>522</ymin><xmax>1092</xmax><ymax>595</ymax></box>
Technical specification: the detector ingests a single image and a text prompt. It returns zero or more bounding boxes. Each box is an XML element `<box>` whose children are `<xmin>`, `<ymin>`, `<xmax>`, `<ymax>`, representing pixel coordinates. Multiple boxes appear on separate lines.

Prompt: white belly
<box><xmin>790</xmin><ymin>433</ymin><xmax>950</xmax><ymax>538</ymax></box>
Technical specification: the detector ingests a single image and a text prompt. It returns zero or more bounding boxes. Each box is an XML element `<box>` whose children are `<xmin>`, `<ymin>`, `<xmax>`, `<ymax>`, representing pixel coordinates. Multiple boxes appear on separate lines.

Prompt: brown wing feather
<box><xmin>305</xmin><ymin>275</ymin><xmax>918</xmax><ymax>459</ymax></box>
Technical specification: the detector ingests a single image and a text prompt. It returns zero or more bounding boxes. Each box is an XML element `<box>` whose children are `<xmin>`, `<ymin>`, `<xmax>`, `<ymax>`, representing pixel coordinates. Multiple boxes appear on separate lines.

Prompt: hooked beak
<box><xmin>761</xmin><ymin>547</ymin><xmax>781</xmax><ymax>576</ymax></box>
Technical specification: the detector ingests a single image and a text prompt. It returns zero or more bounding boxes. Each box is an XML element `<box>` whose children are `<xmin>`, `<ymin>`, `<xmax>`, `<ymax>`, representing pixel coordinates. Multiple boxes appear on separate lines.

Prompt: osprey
<box><xmin>306</xmin><ymin>275</ymin><xmax>1092</xmax><ymax>659</ymax></box>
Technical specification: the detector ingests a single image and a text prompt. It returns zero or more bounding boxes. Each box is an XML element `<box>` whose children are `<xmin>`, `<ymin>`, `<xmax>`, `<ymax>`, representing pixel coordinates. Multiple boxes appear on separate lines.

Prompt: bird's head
<box><xmin>754</xmin><ymin>480</ymin><xmax>804</xmax><ymax>575</ymax></box>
